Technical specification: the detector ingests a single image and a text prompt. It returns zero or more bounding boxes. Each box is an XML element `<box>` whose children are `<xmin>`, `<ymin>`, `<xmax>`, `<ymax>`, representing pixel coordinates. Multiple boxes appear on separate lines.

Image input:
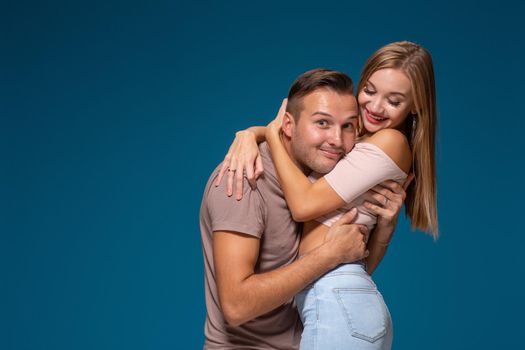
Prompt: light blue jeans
<box><xmin>295</xmin><ymin>263</ymin><xmax>393</xmax><ymax>350</ymax></box>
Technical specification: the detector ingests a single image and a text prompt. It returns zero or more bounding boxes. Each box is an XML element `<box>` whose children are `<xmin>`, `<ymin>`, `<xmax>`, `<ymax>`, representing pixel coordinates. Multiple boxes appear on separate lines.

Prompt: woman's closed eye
<box><xmin>363</xmin><ymin>87</ymin><xmax>375</xmax><ymax>95</ymax></box>
<box><xmin>388</xmin><ymin>100</ymin><xmax>401</xmax><ymax>107</ymax></box>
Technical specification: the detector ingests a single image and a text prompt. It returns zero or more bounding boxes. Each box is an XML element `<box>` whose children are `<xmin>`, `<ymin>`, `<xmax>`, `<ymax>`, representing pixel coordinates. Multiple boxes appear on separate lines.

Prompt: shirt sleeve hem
<box><xmin>211</xmin><ymin>221</ymin><xmax>263</xmax><ymax>239</ymax></box>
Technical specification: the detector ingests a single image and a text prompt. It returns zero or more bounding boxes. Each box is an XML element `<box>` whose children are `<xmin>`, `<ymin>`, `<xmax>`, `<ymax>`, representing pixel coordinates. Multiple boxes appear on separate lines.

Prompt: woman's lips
<box><xmin>364</xmin><ymin>108</ymin><xmax>386</xmax><ymax>125</ymax></box>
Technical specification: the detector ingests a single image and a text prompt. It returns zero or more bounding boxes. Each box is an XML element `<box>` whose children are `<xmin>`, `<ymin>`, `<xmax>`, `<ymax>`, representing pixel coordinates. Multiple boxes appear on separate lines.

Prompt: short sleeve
<box><xmin>324</xmin><ymin>143</ymin><xmax>407</xmax><ymax>204</ymax></box>
<box><xmin>205</xmin><ymin>174</ymin><xmax>266</xmax><ymax>238</ymax></box>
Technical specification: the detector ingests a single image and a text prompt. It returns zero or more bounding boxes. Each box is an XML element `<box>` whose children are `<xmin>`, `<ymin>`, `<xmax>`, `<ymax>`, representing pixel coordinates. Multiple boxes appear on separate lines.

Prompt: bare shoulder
<box><xmin>364</xmin><ymin>129</ymin><xmax>412</xmax><ymax>173</ymax></box>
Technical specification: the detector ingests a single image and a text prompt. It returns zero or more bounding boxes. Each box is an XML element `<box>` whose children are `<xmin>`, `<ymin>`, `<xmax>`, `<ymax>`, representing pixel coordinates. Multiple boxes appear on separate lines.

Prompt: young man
<box><xmin>200</xmin><ymin>69</ymin><xmax>406</xmax><ymax>349</ymax></box>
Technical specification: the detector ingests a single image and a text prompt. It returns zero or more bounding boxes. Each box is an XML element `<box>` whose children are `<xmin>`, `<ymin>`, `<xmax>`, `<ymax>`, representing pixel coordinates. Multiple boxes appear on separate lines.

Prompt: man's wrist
<box><xmin>374</xmin><ymin>220</ymin><xmax>396</xmax><ymax>233</ymax></box>
<box><xmin>371</xmin><ymin>238</ymin><xmax>391</xmax><ymax>247</ymax></box>
<box><xmin>371</xmin><ymin>225</ymin><xmax>395</xmax><ymax>243</ymax></box>
<box><xmin>311</xmin><ymin>242</ymin><xmax>341</xmax><ymax>271</ymax></box>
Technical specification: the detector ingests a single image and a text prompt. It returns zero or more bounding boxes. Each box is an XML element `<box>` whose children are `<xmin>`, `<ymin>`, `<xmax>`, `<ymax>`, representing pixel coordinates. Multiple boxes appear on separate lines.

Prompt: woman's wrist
<box><xmin>243</xmin><ymin>126</ymin><xmax>266</xmax><ymax>143</ymax></box>
<box><xmin>236</xmin><ymin>129</ymin><xmax>254</xmax><ymax>139</ymax></box>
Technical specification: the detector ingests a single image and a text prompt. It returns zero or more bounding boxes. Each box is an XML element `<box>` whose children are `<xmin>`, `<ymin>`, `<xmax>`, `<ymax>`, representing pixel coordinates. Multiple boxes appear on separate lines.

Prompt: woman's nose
<box><xmin>368</xmin><ymin>98</ymin><xmax>384</xmax><ymax>114</ymax></box>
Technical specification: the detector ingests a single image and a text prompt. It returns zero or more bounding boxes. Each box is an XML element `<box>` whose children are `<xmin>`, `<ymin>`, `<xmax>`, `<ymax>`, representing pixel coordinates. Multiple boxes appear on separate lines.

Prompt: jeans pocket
<box><xmin>333</xmin><ymin>288</ymin><xmax>389</xmax><ymax>343</ymax></box>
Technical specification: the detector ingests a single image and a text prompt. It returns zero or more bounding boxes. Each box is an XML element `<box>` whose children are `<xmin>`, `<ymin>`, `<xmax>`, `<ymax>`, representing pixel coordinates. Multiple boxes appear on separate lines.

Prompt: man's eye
<box><xmin>316</xmin><ymin>120</ymin><xmax>328</xmax><ymax>127</ymax></box>
<box><xmin>342</xmin><ymin>123</ymin><xmax>354</xmax><ymax>130</ymax></box>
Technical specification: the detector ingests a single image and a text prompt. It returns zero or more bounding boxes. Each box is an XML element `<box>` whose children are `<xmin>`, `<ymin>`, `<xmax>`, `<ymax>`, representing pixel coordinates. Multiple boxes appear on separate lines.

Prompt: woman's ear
<box><xmin>410</xmin><ymin>103</ymin><xmax>417</xmax><ymax>115</ymax></box>
<box><xmin>281</xmin><ymin>112</ymin><xmax>295</xmax><ymax>138</ymax></box>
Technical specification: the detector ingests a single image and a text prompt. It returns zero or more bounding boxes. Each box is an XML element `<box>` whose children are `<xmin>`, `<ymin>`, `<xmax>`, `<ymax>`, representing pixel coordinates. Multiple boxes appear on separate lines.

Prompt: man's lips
<box><xmin>319</xmin><ymin>148</ymin><xmax>343</xmax><ymax>159</ymax></box>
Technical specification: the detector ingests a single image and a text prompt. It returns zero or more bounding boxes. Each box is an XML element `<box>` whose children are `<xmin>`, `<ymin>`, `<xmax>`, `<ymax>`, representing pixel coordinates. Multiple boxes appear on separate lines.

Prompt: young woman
<box><xmin>218</xmin><ymin>41</ymin><xmax>438</xmax><ymax>349</ymax></box>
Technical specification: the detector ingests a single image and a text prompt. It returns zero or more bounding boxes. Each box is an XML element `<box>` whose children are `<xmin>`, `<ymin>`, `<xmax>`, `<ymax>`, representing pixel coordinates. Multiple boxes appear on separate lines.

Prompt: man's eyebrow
<box><xmin>311</xmin><ymin>111</ymin><xmax>334</xmax><ymax>118</ymax></box>
<box><xmin>312</xmin><ymin>112</ymin><xmax>358</xmax><ymax>121</ymax></box>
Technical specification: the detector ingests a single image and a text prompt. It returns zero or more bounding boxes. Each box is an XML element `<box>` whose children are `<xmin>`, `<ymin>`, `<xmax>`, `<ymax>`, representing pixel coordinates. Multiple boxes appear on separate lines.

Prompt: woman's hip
<box><xmin>296</xmin><ymin>263</ymin><xmax>393</xmax><ymax>349</ymax></box>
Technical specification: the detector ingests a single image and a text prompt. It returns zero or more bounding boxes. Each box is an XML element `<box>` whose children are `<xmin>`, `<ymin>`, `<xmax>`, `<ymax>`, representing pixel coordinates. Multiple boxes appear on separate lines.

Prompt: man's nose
<box><xmin>328</xmin><ymin>128</ymin><xmax>342</xmax><ymax>147</ymax></box>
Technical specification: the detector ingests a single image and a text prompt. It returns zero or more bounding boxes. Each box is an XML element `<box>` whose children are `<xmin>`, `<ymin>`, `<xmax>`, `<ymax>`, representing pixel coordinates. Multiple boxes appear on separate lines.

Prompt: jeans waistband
<box><xmin>324</xmin><ymin>261</ymin><xmax>367</xmax><ymax>276</ymax></box>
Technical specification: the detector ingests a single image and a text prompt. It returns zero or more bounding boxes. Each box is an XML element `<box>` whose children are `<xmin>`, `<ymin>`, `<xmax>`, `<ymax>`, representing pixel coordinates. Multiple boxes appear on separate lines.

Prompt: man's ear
<box><xmin>281</xmin><ymin>112</ymin><xmax>295</xmax><ymax>138</ymax></box>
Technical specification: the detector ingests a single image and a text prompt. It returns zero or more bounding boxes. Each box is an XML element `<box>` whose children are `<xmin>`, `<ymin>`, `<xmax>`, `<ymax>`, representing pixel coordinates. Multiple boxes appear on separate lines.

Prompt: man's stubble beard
<box><xmin>290</xmin><ymin>130</ymin><xmax>338</xmax><ymax>175</ymax></box>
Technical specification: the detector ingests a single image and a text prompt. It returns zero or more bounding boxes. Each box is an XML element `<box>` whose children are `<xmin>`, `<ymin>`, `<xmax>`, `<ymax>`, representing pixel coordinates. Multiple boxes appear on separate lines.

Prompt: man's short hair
<box><xmin>286</xmin><ymin>68</ymin><xmax>354</xmax><ymax>120</ymax></box>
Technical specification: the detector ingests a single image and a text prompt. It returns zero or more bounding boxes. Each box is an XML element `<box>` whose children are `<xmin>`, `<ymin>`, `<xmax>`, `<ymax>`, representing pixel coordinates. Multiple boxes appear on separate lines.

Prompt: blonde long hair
<box><xmin>358</xmin><ymin>41</ymin><xmax>439</xmax><ymax>238</ymax></box>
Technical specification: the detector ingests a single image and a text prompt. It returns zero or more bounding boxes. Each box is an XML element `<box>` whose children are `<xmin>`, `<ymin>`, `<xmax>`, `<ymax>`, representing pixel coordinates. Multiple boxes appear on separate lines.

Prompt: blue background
<box><xmin>3</xmin><ymin>0</ymin><xmax>524</xmax><ymax>349</ymax></box>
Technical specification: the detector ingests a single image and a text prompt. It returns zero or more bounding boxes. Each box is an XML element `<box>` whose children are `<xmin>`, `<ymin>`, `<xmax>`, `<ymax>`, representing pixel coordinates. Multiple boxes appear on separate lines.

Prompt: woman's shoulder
<box><xmin>360</xmin><ymin>129</ymin><xmax>412</xmax><ymax>173</ymax></box>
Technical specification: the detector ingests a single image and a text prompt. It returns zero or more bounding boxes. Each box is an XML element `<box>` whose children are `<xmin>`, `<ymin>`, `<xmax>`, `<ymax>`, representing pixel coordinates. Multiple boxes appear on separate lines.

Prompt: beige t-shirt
<box><xmin>200</xmin><ymin>142</ymin><xmax>302</xmax><ymax>350</ymax></box>
<box><xmin>314</xmin><ymin>142</ymin><xmax>408</xmax><ymax>229</ymax></box>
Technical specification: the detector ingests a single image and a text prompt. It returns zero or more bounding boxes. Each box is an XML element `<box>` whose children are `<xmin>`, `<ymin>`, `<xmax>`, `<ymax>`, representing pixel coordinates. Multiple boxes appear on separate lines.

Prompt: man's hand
<box><xmin>363</xmin><ymin>174</ymin><xmax>414</xmax><ymax>228</ymax></box>
<box><xmin>363</xmin><ymin>174</ymin><xmax>414</xmax><ymax>242</ymax></box>
<box><xmin>214</xmin><ymin>211</ymin><xmax>368</xmax><ymax>326</ymax></box>
<box><xmin>323</xmin><ymin>208</ymin><xmax>369</xmax><ymax>266</ymax></box>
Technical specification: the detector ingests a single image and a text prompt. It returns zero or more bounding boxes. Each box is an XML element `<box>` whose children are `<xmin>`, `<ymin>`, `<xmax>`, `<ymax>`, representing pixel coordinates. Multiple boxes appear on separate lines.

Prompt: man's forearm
<box><xmin>223</xmin><ymin>244</ymin><xmax>337</xmax><ymax>326</ymax></box>
<box><xmin>365</xmin><ymin>224</ymin><xmax>394</xmax><ymax>275</ymax></box>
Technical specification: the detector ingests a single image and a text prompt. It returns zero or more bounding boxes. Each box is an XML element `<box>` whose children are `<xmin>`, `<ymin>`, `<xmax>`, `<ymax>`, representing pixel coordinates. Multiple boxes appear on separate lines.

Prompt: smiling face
<box><xmin>284</xmin><ymin>89</ymin><xmax>359</xmax><ymax>174</ymax></box>
<box><xmin>358</xmin><ymin>68</ymin><xmax>415</xmax><ymax>134</ymax></box>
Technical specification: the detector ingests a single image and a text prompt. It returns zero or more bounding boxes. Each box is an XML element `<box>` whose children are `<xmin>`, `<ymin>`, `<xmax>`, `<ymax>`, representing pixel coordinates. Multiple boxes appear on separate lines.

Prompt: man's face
<box><xmin>286</xmin><ymin>89</ymin><xmax>359</xmax><ymax>174</ymax></box>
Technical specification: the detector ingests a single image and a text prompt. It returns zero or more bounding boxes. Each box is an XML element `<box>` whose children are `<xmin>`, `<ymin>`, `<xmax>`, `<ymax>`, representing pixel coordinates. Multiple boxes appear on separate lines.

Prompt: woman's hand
<box><xmin>215</xmin><ymin>99</ymin><xmax>287</xmax><ymax>200</ymax></box>
<box><xmin>215</xmin><ymin>128</ymin><xmax>264</xmax><ymax>200</ymax></box>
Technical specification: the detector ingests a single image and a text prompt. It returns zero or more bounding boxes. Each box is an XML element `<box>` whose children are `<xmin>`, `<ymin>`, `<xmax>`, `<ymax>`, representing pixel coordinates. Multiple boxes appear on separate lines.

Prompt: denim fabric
<box><xmin>295</xmin><ymin>263</ymin><xmax>393</xmax><ymax>350</ymax></box>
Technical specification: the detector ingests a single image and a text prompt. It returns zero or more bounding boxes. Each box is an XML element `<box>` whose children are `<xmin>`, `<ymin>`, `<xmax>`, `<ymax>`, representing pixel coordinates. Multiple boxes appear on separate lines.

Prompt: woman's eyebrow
<box><xmin>389</xmin><ymin>92</ymin><xmax>406</xmax><ymax>97</ymax></box>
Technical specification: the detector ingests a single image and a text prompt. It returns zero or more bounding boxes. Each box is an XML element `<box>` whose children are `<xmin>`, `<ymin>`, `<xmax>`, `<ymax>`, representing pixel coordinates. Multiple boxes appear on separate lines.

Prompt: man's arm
<box><xmin>365</xmin><ymin>224</ymin><xmax>394</xmax><ymax>275</ymax></box>
<box><xmin>214</xmin><ymin>209</ymin><xmax>368</xmax><ymax>327</ymax></box>
<box><xmin>364</xmin><ymin>176</ymin><xmax>413</xmax><ymax>274</ymax></box>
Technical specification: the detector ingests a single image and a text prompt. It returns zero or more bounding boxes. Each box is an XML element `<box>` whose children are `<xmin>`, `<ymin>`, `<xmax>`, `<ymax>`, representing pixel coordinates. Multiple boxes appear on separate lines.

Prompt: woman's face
<box><xmin>358</xmin><ymin>68</ymin><xmax>414</xmax><ymax>134</ymax></box>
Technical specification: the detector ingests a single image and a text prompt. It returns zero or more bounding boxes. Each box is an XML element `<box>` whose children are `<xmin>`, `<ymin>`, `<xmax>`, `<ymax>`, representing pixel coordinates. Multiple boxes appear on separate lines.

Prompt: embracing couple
<box><xmin>200</xmin><ymin>41</ymin><xmax>438</xmax><ymax>350</ymax></box>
